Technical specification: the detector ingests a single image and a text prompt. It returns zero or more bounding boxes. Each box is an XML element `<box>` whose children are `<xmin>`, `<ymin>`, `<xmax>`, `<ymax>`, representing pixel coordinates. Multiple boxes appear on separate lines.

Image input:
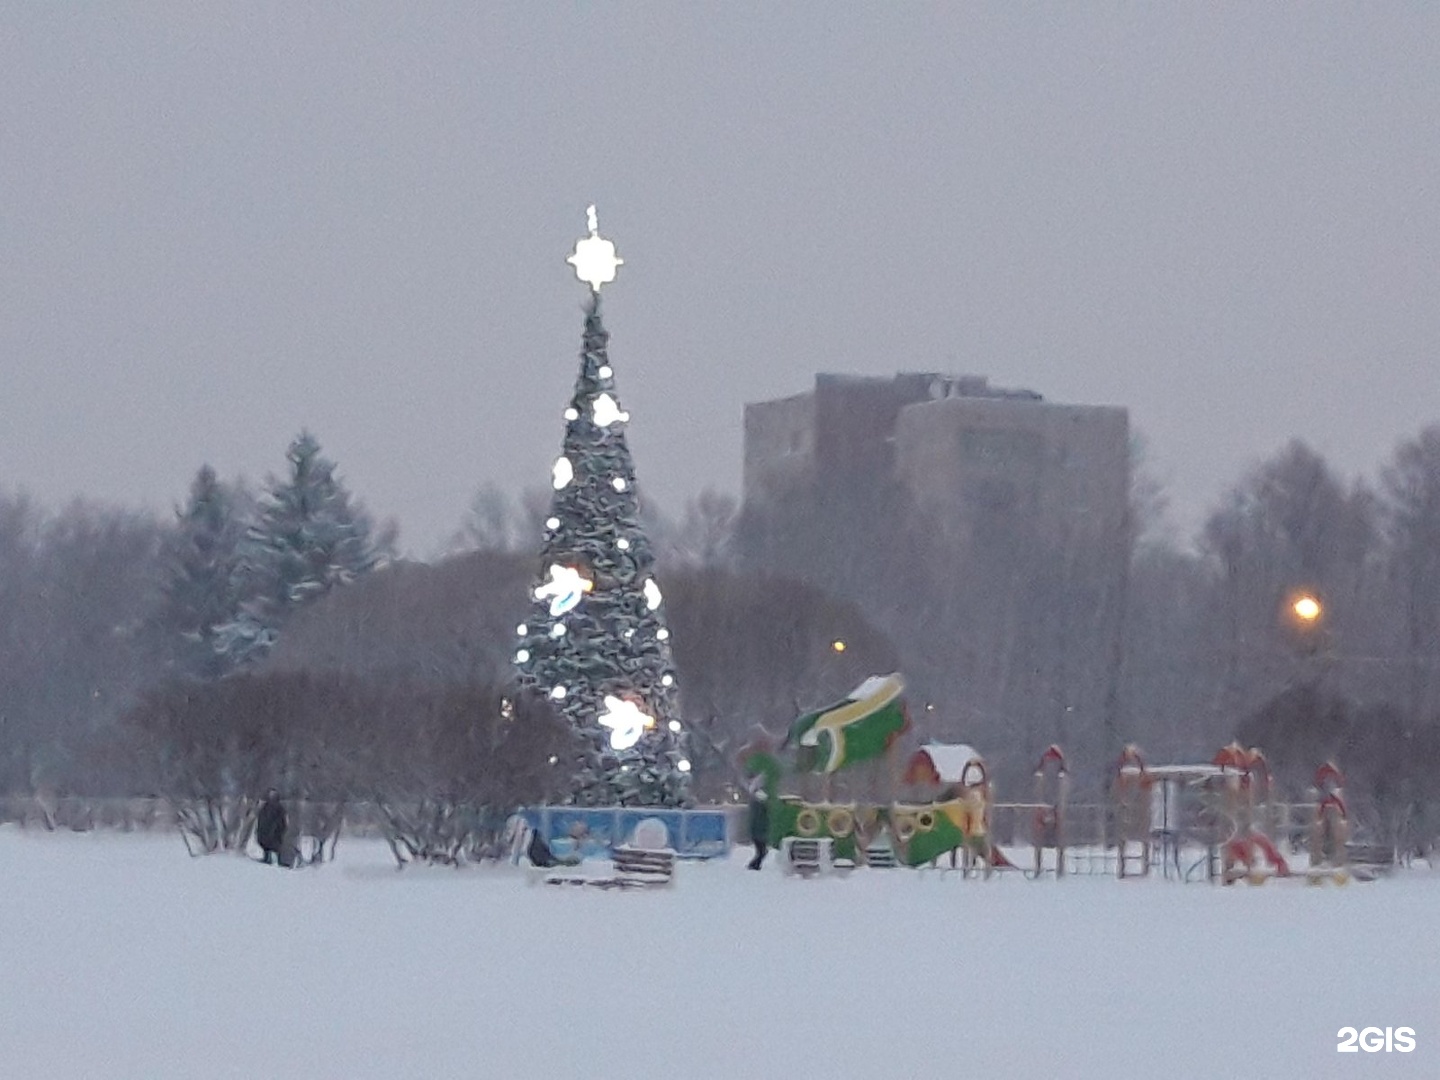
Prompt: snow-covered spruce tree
<box><xmin>154</xmin><ymin>465</ymin><xmax>251</xmax><ymax>681</ymax></box>
<box><xmin>515</xmin><ymin>293</ymin><xmax>689</xmax><ymax>807</ymax></box>
<box><xmin>215</xmin><ymin>432</ymin><xmax>381</xmax><ymax>668</ymax></box>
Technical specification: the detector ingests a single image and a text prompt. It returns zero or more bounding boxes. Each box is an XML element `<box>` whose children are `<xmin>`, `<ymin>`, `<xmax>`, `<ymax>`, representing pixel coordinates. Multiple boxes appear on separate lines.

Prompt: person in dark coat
<box><xmin>256</xmin><ymin>790</ymin><xmax>288</xmax><ymax>866</ymax></box>
<box><xmin>527</xmin><ymin>827</ymin><xmax>560</xmax><ymax>869</ymax></box>
<box><xmin>747</xmin><ymin>787</ymin><xmax>771</xmax><ymax>870</ymax></box>
<box><xmin>526</xmin><ymin>826</ymin><xmax>581</xmax><ymax>869</ymax></box>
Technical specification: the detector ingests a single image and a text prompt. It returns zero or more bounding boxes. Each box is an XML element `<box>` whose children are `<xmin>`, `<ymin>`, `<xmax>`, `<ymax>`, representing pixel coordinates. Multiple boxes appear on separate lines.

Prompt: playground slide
<box><xmin>1224</xmin><ymin>831</ymin><xmax>1291</xmax><ymax>879</ymax></box>
<box><xmin>1248</xmin><ymin>832</ymin><xmax>1290</xmax><ymax>877</ymax></box>
<box><xmin>985</xmin><ymin>843</ymin><xmax>1020</xmax><ymax>871</ymax></box>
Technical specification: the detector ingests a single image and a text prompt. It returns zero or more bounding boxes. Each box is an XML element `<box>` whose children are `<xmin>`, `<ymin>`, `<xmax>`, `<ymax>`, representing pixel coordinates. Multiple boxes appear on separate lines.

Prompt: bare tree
<box><xmin>664</xmin><ymin>567</ymin><xmax>901</xmax><ymax>796</ymax></box>
<box><xmin>117</xmin><ymin>670</ymin><xmax>570</xmax><ymax>864</ymax></box>
<box><xmin>1121</xmin><ymin>542</ymin><xmax>1213</xmax><ymax>758</ymax></box>
<box><xmin>1381</xmin><ymin>425</ymin><xmax>1440</xmax><ymax>721</ymax></box>
<box><xmin>1238</xmin><ymin>686</ymin><xmax>1440</xmax><ymax>853</ymax></box>
<box><xmin>0</xmin><ymin>492</ymin><xmax>46</xmax><ymax>792</ymax></box>
<box><xmin>266</xmin><ymin>551</ymin><xmax>532</xmax><ymax>687</ymax></box>
<box><xmin>1199</xmin><ymin>440</ymin><xmax>1381</xmax><ymax>725</ymax></box>
<box><xmin>451</xmin><ymin>483</ymin><xmax>523</xmax><ymax>553</ymax></box>
<box><xmin>660</xmin><ymin>488</ymin><xmax>740</xmax><ymax>569</ymax></box>
<box><xmin>449</xmin><ymin>483</ymin><xmax>556</xmax><ymax>556</ymax></box>
<box><xmin>368</xmin><ymin>684</ymin><xmax>571</xmax><ymax>867</ymax></box>
<box><xmin>0</xmin><ymin>499</ymin><xmax>163</xmax><ymax>795</ymax></box>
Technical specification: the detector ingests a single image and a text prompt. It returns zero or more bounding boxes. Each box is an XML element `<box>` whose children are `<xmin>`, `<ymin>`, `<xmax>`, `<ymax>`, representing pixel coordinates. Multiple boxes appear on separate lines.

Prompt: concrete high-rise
<box><xmin>745</xmin><ymin>373</ymin><xmax>1128</xmax><ymax>557</ymax></box>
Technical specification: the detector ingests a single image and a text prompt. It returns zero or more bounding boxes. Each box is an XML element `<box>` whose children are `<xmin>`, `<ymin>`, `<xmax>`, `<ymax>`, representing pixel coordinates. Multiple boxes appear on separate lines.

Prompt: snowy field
<box><xmin>4</xmin><ymin>829</ymin><xmax>1437</xmax><ymax>1080</ymax></box>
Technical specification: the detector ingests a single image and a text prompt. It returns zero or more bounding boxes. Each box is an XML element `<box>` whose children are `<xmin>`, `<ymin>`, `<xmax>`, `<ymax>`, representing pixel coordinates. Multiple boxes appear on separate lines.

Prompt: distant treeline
<box><xmin>4</xmin><ymin>427</ymin><xmax>1440</xmax><ymax>850</ymax></box>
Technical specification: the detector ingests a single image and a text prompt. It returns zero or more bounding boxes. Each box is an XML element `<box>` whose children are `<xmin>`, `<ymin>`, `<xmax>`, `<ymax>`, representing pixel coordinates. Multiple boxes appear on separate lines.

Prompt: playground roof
<box><xmin>1143</xmin><ymin>764</ymin><xmax>1225</xmax><ymax>780</ymax></box>
<box><xmin>912</xmin><ymin>743</ymin><xmax>982</xmax><ymax>783</ymax></box>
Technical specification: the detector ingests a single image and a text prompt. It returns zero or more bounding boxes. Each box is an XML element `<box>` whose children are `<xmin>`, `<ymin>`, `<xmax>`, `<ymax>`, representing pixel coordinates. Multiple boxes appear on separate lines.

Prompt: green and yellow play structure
<box><xmin>741</xmin><ymin>674</ymin><xmax>1015</xmax><ymax>873</ymax></box>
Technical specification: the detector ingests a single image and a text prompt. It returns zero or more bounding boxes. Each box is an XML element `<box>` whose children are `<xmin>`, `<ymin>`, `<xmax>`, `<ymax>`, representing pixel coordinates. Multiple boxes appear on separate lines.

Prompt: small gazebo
<box><xmin>903</xmin><ymin>743</ymin><xmax>985</xmax><ymax>794</ymax></box>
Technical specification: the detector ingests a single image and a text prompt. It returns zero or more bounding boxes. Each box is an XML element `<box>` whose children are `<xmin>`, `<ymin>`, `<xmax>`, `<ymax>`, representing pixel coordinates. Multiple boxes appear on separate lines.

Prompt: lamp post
<box><xmin>1284</xmin><ymin>590</ymin><xmax>1326</xmax><ymax>660</ymax></box>
<box><xmin>1280</xmin><ymin>589</ymin><xmax>1335</xmax><ymax>714</ymax></box>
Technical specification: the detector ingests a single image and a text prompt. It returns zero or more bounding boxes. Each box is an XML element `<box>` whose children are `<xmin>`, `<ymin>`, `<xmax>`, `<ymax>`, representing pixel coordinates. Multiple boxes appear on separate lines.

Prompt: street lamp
<box><xmin>1284</xmin><ymin>589</ymin><xmax>1328</xmax><ymax>663</ymax></box>
<box><xmin>1291</xmin><ymin>593</ymin><xmax>1322</xmax><ymax>625</ymax></box>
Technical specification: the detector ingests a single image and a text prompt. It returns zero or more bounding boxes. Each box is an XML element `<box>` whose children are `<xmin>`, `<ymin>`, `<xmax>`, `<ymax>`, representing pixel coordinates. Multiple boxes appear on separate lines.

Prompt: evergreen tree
<box><xmin>155</xmin><ymin>466</ymin><xmax>250</xmax><ymax>681</ymax></box>
<box><xmin>515</xmin><ymin>295</ymin><xmax>690</xmax><ymax>806</ymax></box>
<box><xmin>216</xmin><ymin>432</ymin><xmax>382</xmax><ymax>668</ymax></box>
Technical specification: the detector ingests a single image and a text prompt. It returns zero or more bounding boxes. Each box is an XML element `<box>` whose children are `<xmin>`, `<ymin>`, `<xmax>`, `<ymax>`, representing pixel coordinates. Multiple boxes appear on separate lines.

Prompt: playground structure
<box><xmin>1112</xmin><ymin>745</ymin><xmax>1154</xmax><ymax>879</ymax></box>
<box><xmin>1211</xmin><ymin>743</ymin><xmax>1292</xmax><ymax>884</ymax></box>
<box><xmin>740</xmin><ymin>673</ymin><xmax>1387</xmax><ymax>884</ymax></box>
<box><xmin>742</xmin><ymin>676</ymin><xmax>1054</xmax><ymax>878</ymax></box>
<box><xmin>895</xmin><ymin>743</ymin><xmax>1020</xmax><ymax>876</ymax></box>
<box><xmin>1099</xmin><ymin>744</ymin><xmax>1368</xmax><ymax>885</ymax></box>
<box><xmin>1028</xmin><ymin>745</ymin><xmax>1070</xmax><ymax>877</ymax></box>
<box><xmin>1107</xmin><ymin>743</ymin><xmax>1293</xmax><ymax>883</ymax></box>
<box><xmin>1308</xmin><ymin>762</ymin><xmax>1352</xmax><ymax>884</ymax></box>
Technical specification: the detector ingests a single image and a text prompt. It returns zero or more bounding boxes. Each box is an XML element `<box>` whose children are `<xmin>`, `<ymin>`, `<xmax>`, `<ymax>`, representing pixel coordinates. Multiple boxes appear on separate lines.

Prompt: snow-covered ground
<box><xmin>4</xmin><ymin>828</ymin><xmax>1436</xmax><ymax>1080</ymax></box>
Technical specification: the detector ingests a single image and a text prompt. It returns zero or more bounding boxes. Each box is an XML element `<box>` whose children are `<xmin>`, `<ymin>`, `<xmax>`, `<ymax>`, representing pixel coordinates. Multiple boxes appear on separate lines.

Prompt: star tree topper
<box><xmin>567</xmin><ymin>205</ymin><xmax>623</xmax><ymax>292</ymax></box>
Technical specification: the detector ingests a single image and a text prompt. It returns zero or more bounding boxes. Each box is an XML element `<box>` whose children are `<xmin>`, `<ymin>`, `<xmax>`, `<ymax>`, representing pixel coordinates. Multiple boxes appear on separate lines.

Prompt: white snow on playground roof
<box><xmin>916</xmin><ymin>742</ymin><xmax>981</xmax><ymax>783</ymax></box>
<box><xmin>849</xmin><ymin>673</ymin><xmax>902</xmax><ymax>701</ymax></box>
<box><xmin>1144</xmin><ymin>764</ymin><xmax>1225</xmax><ymax>779</ymax></box>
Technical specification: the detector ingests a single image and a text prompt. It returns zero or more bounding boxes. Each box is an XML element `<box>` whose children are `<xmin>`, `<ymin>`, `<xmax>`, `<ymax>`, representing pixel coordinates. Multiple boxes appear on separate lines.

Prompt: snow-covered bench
<box><xmin>610</xmin><ymin>817</ymin><xmax>675</xmax><ymax>888</ymax></box>
<box><xmin>611</xmin><ymin>844</ymin><xmax>676</xmax><ymax>887</ymax></box>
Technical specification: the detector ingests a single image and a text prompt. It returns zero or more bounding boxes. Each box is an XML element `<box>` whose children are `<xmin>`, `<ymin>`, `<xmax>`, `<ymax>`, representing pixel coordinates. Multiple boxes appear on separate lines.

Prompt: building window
<box><xmin>960</xmin><ymin>428</ymin><xmax>1042</xmax><ymax>468</ymax></box>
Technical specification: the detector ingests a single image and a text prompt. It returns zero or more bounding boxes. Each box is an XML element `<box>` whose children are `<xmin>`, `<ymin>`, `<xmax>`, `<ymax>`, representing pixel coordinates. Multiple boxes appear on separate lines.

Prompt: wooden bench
<box><xmin>1346</xmin><ymin>842</ymin><xmax>1395</xmax><ymax>867</ymax></box>
<box><xmin>612</xmin><ymin>844</ymin><xmax>676</xmax><ymax>888</ymax></box>
<box><xmin>536</xmin><ymin>845</ymin><xmax>676</xmax><ymax>890</ymax></box>
<box><xmin>1342</xmin><ymin>843</ymin><xmax>1395</xmax><ymax>881</ymax></box>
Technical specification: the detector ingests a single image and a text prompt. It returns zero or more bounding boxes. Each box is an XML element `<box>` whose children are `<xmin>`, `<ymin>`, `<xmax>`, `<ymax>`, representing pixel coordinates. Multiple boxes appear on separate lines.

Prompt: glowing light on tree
<box><xmin>593</xmin><ymin>393</ymin><xmax>629</xmax><ymax>428</ymax></box>
<box><xmin>533</xmin><ymin>563</ymin><xmax>593</xmax><ymax>616</ymax></box>
<box><xmin>598</xmin><ymin>695</ymin><xmax>655</xmax><ymax>751</ymax></box>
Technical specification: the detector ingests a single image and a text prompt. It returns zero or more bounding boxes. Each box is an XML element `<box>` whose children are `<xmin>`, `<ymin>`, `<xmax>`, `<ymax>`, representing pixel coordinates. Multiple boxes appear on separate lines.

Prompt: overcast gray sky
<box><xmin>3</xmin><ymin>4</ymin><xmax>1436</xmax><ymax>552</ymax></box>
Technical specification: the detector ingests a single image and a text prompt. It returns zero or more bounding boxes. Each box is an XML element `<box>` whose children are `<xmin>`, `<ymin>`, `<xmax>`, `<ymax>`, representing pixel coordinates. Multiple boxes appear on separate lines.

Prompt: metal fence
<box><xmin>0</xmin><ymin>796</ymin><xmax>741</xmax><ymax>860</ymax></box>
<box><xmin>6</xmin><ymin>795</ymin><xmax>1375</xmax><ymax>878</ymax></box>
<box><xmin>0</xmin><ymin>795</ymin><xmax>172</xmax><ymax>832</ymax></box>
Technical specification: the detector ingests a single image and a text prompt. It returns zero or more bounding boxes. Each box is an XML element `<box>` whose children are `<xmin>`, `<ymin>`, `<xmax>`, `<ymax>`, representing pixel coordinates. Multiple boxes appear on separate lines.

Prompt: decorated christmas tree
<box><xmin>515</xmin><ymin>207</ymin><xmax>690</xmax><ymax>807</ymax></box>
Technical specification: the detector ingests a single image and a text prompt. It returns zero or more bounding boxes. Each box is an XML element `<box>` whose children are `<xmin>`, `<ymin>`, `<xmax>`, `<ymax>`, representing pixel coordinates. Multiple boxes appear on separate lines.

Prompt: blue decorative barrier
<box><xmin>520</xmin><ymin>806</ymin><xmax>733</xmax><ymax>860</ymax></box>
